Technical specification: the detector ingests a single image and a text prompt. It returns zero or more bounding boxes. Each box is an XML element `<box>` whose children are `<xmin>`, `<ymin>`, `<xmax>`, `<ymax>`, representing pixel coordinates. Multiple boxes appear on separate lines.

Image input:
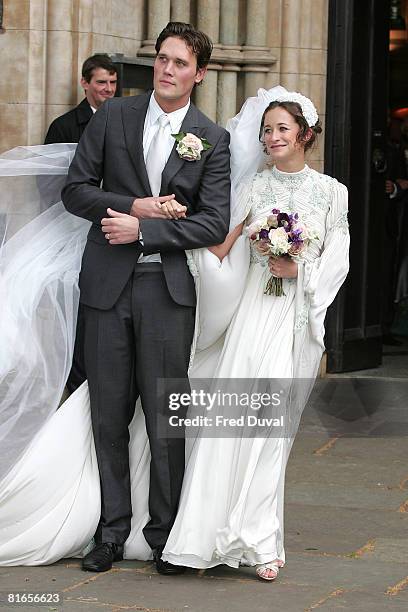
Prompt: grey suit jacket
<box><xmin>62</xmin><ymin>93</ymin><xmax>231</xmax><ymax>309</ymax></box>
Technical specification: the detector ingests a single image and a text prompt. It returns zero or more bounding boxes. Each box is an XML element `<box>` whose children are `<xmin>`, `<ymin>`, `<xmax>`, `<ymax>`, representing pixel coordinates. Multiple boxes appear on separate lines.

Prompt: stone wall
<box><xmin>1</xmin><ymin>0</ymin><xmax>329</xmax><ymax>169</ymax></box>
<box><xmin>0</xmin><ymin>0</ymin><xmax>144</xmax><ymax>151</ymax></box>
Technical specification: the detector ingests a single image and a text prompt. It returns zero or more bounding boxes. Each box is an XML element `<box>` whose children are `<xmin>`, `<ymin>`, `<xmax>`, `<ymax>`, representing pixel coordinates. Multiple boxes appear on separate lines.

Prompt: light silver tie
<box><xmin>145</xmin><ymin>114</ymin><xmax>170</xmax><ymax>197</ymax></box>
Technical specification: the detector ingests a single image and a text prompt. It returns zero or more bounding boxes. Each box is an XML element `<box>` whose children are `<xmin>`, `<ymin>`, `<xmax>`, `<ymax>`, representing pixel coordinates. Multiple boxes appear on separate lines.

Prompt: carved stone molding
<box><xmin>137</xmin><ymin>44</ymin><xmax>277</xmax><ymax>72</ymax></box>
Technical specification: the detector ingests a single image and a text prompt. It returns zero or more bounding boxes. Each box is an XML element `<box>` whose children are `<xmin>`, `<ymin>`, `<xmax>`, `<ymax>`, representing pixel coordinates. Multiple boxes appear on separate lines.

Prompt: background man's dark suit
<box><xmin>61</xmin><ymin>92</ymin><xmax>230</xmax><ymax>551</ymax></box>
<box><xmin>44</xmin><ymin>98</ymin><xmax>93</xmax><ymax>144</ymax></box>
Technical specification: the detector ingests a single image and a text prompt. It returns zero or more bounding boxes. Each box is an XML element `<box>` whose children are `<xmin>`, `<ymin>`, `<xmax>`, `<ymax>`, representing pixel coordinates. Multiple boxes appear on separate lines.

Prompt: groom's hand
<box><xmin>130</xmin><ymin>195</ymin><xmax>187</xmax><ymax>220</ymax></box>
<box><xmin>102</xmin><ymin>208</ymin><xmax>140</xmax><ymax>244</ymax></box>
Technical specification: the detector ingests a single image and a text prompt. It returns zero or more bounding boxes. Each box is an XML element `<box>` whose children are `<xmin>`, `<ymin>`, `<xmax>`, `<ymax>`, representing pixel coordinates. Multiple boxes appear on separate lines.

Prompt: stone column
<box><xmin>197</xmin><ymin>0</ymin><xmax>220</xmax><ymax>43</ymax></box>
<box><xmin>195</xmin><ymin>67</ymin><xmax>220</xmax><ymax>122</ymax></box>
<box><xmin>196</xmin><ymin>0</ymin><xmax>220</xmax><ymax>122</ymax></box>
<box><xmin>140</xmin><ymin>0</ymin><xmax>171</xmax><ymax>55</ymax></box>
<box><xmin>243</xmin><ymin>0</ymin><xmax>269</xmax><ymax>98</ymax></box>
<box><xmin>217</xmin><ymin>65</ymin><xmax>239</xmax><ymax>126</ymax></box>
<box><xmin>280</xmin><ymin>0</ymin><xmax>301</xmax><ymax>91</ymax></box>
<box><xmin>148</xmin><ymin>0</ymin><xmax>171</xmax><ymax>40</ymax></box>
<box><xmin>220</xmin><ymin>0</ymin><xmax>239</xmax><ymax>45</ymax></box>
<box><xmin>217</xmin><ymin>0</ymin><xmax>240</xmax><ymax>125</ymax></box>
<box><xmin>243</xmin><ymin>67</ymin><xmax>267</xmax><ymax>99</ymax></box>
<box><xmin>170</xmin><ymin>0</ymin><xmax>190</xmax><ymax>22</ymax></box>
<box><xmin>246</xmin><ymin>0</ymin><xmax>268</xmax><ymax>47</ymax></box>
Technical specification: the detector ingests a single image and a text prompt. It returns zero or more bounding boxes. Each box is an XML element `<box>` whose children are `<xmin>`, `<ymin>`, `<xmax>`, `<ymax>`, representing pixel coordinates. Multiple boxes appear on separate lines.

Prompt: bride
<box><xmin>0</xmin><ymin>87</ymin><xmax>349</xmax><ymax>581</ymax></box>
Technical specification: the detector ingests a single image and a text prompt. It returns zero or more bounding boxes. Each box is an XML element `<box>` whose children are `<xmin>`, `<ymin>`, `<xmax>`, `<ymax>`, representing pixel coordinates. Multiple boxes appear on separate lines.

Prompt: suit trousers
<box><xmin>81</xmin><ymin>263</ymin><xmax>195</xmax><ymax>549</ymax></box>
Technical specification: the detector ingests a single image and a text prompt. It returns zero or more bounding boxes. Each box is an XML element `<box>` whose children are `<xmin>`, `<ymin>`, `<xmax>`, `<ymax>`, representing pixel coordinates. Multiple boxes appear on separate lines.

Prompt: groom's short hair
<box><xmin>155</xmin><ymin>22</ymin><xmax>213</xmax><ymax>70</ymax></box>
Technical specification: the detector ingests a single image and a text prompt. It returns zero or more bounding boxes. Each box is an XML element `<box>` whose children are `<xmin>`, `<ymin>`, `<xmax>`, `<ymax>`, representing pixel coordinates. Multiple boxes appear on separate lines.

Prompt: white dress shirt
<box><xmin>138</xmin><ymin>93</ymin><xmax>190</xmax><ymax>263</ymax></box>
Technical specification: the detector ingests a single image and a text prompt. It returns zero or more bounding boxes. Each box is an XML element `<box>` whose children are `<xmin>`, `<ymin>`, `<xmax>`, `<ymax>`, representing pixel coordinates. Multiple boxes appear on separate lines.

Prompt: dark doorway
<box><xmin>324</xmin><ymin>0</ymin><xmax>390</xmax><ymax>372</ymax></box>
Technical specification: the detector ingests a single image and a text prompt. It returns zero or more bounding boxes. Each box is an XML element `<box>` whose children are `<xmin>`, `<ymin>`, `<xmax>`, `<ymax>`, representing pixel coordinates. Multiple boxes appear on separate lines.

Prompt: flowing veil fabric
<box><xmin>0</xmin><ymin>145</ymin><xmax>90</xmax><ymax>483</ymax></box>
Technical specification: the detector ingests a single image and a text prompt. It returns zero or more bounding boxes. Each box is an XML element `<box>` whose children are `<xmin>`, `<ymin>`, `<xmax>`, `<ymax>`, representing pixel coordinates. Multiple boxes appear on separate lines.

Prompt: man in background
<box><xmin>44</xmin><ymin>54</ymin><xmax>118</xmax><ymax>144</ymax></box>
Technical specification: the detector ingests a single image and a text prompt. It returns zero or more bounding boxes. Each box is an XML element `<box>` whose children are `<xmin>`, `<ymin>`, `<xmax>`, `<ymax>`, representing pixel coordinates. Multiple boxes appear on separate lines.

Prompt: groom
<box><xmin>62</xmin><ymin>22</ymin><xmax>230</xmax><ymax>574</ymax></box>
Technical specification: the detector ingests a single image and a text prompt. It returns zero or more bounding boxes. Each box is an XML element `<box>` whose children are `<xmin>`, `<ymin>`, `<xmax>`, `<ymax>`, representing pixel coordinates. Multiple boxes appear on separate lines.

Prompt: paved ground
<box><xmin>1</xmin><ymin>340</ymin><xmax>407</xmax><ymax>611</ymax></box>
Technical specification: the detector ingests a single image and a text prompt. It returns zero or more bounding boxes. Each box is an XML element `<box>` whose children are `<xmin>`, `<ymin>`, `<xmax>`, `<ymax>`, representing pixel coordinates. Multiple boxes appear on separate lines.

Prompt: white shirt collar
<box><xmin>148</xmin><ymin>92</ymin><xmax>190</xmax><ymax>133</ymax></box>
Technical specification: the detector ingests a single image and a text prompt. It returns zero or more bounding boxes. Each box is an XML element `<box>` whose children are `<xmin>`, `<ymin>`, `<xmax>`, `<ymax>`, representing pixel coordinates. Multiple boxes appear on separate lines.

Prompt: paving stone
<box><xmin>368</xmin><ymin>538</ymin><xmax>408</xmax><ymax>563</ymax></box>
<box><xmin>285</xmin><ymin>481</ymin><xmax>405</xmax><ymax>510</ymax></box>
<box><xmin>59</xmin><ymin>567</ymin><xmax>332</xmax><ymax>612</ymax></box>
<box><xmin>287</xmin><ymin>452</ymin><xmax>408</xmax><ymax>488</ymax></box>
<box><xmin>0</xmin><ymin>561</ymin><xmax>83</xmax><ymax>591</ymax></box>
<box><xmin>285</xmin><ymin>504</ymin><xmax>408</xmax><ymax>556</ymax></box>
<box><xmin>282</xmin><ymin>552</ymin><xmax>408</xmax><ymax>593</ymax></box>
<box><xmin>287</xmin><ymin>432</ymin><xmax>334</xmax><ymax>455</ymax></box>
<box><xmin>311</xmin><ymin>589</ymin><xmax>408</xmax><ymax>611</ymax></box>
<box><xmin>315</xmin><ymin>435</ymin><xmax>408</xmax><ymax>460</ymax></box>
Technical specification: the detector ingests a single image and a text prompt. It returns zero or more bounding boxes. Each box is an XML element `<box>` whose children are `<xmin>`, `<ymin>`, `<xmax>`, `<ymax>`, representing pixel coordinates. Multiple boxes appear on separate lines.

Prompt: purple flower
<box><xmin>277</xmin><ymin>212</ymin><xmax>292</xmax><ymax>232</ymax></box>
<box><xmin>259</xmin><ymin>228</ymin><xmax>269</xmax><ymax>240</ymax></box>
<box><xmin>272</xmin><ymin>208</ymin><xmax>280</xmax><ymax>214</ymax></box>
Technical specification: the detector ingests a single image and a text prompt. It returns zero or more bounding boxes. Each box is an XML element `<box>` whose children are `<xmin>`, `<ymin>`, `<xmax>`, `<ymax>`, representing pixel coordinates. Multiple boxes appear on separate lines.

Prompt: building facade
<box><xmin>0</xmin><ymin>0</ymin><xmax>329</xmax><ymax>171</ymax></box>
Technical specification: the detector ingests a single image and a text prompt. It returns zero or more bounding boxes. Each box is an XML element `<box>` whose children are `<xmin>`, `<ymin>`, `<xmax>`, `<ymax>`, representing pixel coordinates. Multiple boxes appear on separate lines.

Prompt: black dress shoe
<box><xmin>153</xmin><ymin>547</ymin><xmax>186</xmax><ymax>575</ymax></box>
<box><xmin>82</xmin><ymin>542</ymin><xmax>123</xmax><ymax>572</ymax></box>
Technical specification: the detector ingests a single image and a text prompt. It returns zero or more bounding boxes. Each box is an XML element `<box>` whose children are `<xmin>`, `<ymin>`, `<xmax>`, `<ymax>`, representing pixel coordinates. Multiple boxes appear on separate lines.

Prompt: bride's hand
<box><xmin>208</xmin><ymin>222</ymin><xmax>244</xmax><ymax>262</ymax></box>
<box><xmin>130</xmin><ymin>195</ymin><xmax>186</xmax><ymax>219</ymax></box>
<box><xmin>159</xmin><ymin>199</ymin><xmax>187</xmax><ymax>219</ymax></box>
<box><xmin>268</xmin><ymin>255</ymin><xmax>298</xmax><ymax>278</ymax></box>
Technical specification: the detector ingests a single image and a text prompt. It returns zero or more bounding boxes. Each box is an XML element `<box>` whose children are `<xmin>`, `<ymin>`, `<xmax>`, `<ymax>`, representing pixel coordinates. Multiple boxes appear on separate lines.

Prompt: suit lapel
<box><xmin>121</xmin><ymin>94</ymin><xmax>152</xmax><ymax>196</ymax></box>
<box><xmin>161</xmin><ymin>104</ymin><xmax>201</xmax><ymax>195</ymax></box>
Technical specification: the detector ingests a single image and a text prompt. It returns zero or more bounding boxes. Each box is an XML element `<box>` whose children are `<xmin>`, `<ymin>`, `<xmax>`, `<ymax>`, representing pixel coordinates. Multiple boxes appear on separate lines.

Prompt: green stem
<box><xmin>264</xmin><ymin>275</ymin><xmax>285</xmax><ymax>296</ymax></box>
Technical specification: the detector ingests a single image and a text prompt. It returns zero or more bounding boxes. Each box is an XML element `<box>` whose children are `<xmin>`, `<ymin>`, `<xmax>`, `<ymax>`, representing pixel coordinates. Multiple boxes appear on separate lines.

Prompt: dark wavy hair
<box><xmin>259</xmin><ymin>100</ymin><xmax>322</xmax><ymax>152</ymax></box>
<box><xmin>81</xmin><ymin>54</ymin><xmax>117</xmax><ymax>83</ymax></box>
<box><xmin>155</xmin><ymin>22</ymin><xmax>213</xmax><ymax>70</ymax></box>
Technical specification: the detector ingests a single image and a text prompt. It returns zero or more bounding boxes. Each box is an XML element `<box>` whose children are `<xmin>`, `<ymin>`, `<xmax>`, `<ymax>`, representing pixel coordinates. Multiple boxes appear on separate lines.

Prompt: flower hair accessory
<box><xmin>172</xmin><ymin>132</ymin><xmax>212</xmax><ymax>161</ymax></box>
<box><xmin>273</xmin><ymin>90</ymin><xmax>319</xmax><ymax>127</ymax></box>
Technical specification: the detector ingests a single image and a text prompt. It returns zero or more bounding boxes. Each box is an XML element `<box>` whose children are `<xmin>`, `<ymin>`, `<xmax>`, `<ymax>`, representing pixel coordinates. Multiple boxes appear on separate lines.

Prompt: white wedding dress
<box><xmin>0</xmin><ymin>154</ymin><xmax>349</xmax><ymax>566</ymax></box>
<box><xmin>162</xmin><ymin>165</ymin><xmax>349</xmax><ymax>568</ymax></box>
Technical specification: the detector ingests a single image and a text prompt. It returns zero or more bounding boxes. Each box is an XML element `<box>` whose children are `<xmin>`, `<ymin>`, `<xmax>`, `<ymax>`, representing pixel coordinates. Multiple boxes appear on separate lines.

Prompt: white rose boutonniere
<box><xmin>172</xmin><ymin>132</ymin><xmax>212</xmax><ymax>161</ymax></box>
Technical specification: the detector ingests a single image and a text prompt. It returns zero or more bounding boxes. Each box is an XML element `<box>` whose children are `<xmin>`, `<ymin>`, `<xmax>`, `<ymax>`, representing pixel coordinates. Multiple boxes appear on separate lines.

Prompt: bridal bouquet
<box><xmin>248</xmin><ymin>209</ymin><xmax>315</xmax><ymax>296</ymax></box>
